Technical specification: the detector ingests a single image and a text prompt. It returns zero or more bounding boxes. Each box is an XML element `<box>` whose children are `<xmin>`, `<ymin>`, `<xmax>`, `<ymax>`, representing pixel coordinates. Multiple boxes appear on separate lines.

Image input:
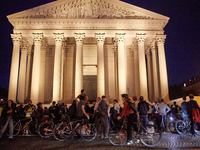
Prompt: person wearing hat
<box><xmin>138</xmin><ymin>96</ymin><xmax>149</xmax><ymax>134</ymax></box>
<box><xmin>187</xmin><ymin>94</ymin><xmax>200</xmax><ymax>136</ymax></box>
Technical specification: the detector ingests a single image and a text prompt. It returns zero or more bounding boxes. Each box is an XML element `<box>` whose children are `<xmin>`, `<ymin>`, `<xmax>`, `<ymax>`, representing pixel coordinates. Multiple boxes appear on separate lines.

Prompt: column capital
<box><xmin>11</xmin><ymin>33</ymin><xmax>22</xmax><ymax>44</ymax></box>
<box><xmin>156</xmin><ymin>34</ymin><xmax>166</xmax><ymax>44</ymax></box>
<box><xmin>136</xmin><ymin>33</ymin><xmax>146</xmax><ymax>44</ymax></box>
<box><xmin>95</xmin><ymin>33</ymin><xmax>105</xmax><ymax>43</ymax></box>
<box><xmin>115</xmin><ymin>33</ymin><xmax>126</xmax><ymax>43</ymax></box>
<box><xmin>20</xmin><ymin>40</ymin><xmax>30</xmax><ymax>51</ymax></box>
<box><xmin>54</xmin><ymin>33</ymin><xmax>64</xmax><ymax>43</ymax></box>
<box><xmin>75</xmin><ymin>33</ymin><xmax>85</xmax><ymax>43</ymax></box>
<box><xmin>33</xmin><ymin>33</ymin><xmax>43</xmax><ymax>44</ymax></box>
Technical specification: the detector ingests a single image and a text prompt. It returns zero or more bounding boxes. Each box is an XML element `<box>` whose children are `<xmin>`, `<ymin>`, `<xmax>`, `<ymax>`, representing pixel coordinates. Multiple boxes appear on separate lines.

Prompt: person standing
<box><xmin>36</xmin><ymin>102</ymin><xmax>44</xmax><ymax>127</ymax></box>
<box><xmin>157</xmin><ymin>99</ymin><xmax>171</xmax><ymax>131</ymax></box>
<box><xmin>117</xmin><ymin>94</ymin><xmax>138</xmax><ymax>145</ymax></box>
<box><xmin>98</xmin><ymin>96</ymin><xmax>109</xmax><ymax>139</ymax></box>
<box><xmin>77</xmin><ymin>89</ymin><xmax>89</xmax><ymax>102</ymax></box>
<box><xmin>181</xmin><ymin>96</ymin><xmax>189</xmax><ymax>122</ymax></box>
<box><xmin>138</xmin><ymin>96</ymin><xmax>149</xmax><ymax>134</ymax></box>
<box><xmin>0</xmin><ymin>100</ymin><xmax>16</xmax><ymax>140</ymax></box>
<box><xmin>152</xmin><ymin>101</ymin><xmax>160</xmax><ymax>129</ymax></box>
<box><xmin>94</xmin><ymin>97</ymin><xmax>101</xmax><ymax>137</ymax></box>
<box><xmin>113</xmin><ymin>100</ymin><xmax>120</xmax><ymax>114</ymax></box>
<box><xmin>24</xmin><ymin>100</ymin><xmax>34</xmax><ymax>135</ymax></box>
<box><xmin>187</xmin><ymin>94</ymin><xmax>200</xmax><ymax>136</ymax></box>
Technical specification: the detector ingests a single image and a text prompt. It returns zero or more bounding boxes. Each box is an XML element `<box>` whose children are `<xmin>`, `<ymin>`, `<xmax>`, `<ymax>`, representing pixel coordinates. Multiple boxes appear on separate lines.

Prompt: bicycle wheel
<box><xmin>29</xmin><ymin>121</ymin><xmax>38</xmax><ymax>135</ymax></box>
<box><xmin>80</xmin><ymin>123</ymin><xmax>97</xmax><ymax>141</ymax></box>
<box><xmin>108</xmin><ymin>125</ymin><xmax>127</xmax><ymax>146</ymax></box>
<box><xmin>6</xmin><ymin>121</ymin><xmax>21</xmax><ymax>136</ymax></box>
<box><xmin>38</xmin><ymin>122</ymin><xmax>53</xmax><ymax>138</ymax></box>
<box><xmin>53</xmin><ymin>122</ymin><xmax>71</xmax><ymax>141</ymax></box>
<box><xmin>194</xmin><ymin>123</ymin><xmax>200</xmax><ymax>135</ymax></box>
<box><xmin>169</xmin><ymin>122</ymin><xmax>177</xmax><ymax>133</ymax></box>
<box><xmin>140</xmin><ymin>124</ymin><xmax>162</xmax><ymax>147</ymax></box>
<box><xmin>175</xmin><ymin>120</ymin><xmax>187</xmax><ymax>134</ymax></box>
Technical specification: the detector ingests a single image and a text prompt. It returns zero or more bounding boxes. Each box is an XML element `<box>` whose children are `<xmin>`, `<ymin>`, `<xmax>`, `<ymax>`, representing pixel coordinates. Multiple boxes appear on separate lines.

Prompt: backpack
<box><xmin>127</xmin><ymin>101</ymin><xmax>136</xmax><ymax>113</ymax></box>
<box><xmin>97</xmin><ymin>101</ymin><xmax>107</xmax><ymax>116</ymax></box>
<box><xmin>139</xmin><ymin>101</ymin><xmax>149</xmax><ymax>115</ymax></box>
<box><xmin>192</xmin><ymin>108</ymin><xmax>200</xmax><ymax>123</ymax></box>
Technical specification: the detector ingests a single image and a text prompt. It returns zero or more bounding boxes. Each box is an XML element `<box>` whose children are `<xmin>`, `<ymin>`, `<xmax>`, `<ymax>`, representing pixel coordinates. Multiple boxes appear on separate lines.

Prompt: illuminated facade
<box><xmin>7</xmin><ymin>0</ymin><xmax>169</xmax><ymax>104</ymax></box>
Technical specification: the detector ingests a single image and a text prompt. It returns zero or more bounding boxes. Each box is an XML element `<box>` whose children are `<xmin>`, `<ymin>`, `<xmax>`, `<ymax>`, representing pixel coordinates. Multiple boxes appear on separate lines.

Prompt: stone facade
<box><xmin>7</xmin><ymin>0</ymin><xmax>170</xmax><ymax>105</ymax></box>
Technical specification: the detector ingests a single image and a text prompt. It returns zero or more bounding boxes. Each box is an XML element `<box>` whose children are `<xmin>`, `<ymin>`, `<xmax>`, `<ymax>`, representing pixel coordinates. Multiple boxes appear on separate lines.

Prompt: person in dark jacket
<box><xmin>181</xmin><ymin>96</ymin><xmax>189</xmax><ymax>122</ymax></box>
<box><xmin>138</xmin><ymin>96</ymin><xmax>149</xmax><ymax>134</ymax></box>
<box><xmin>98</xmin><ymin>95</ymin><xmax>109</xmax><ymax>139</ymax></box>
<box><xmin>69</xmin><ymin>100</ymin><xmax>77</xmax><ymax>120</ymax></box>
<box><xmin>36</xmin><ymin>102</ymin><xmax>44</xmax><ymax>126</ymax></box>
<box><xmin>0</xmin><ymin>100</ymin><xmax>16</xmax><ymax>140</ymax></box>
<box><xmin>187</xmin><ymin>94</ymin><xmax>200</xmax><ymax>136</ymax></box>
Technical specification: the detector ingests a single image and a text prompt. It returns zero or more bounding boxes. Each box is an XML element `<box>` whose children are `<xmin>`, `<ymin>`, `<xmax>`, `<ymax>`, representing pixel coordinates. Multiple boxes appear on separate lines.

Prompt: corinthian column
<box><xmin>31</xmin><ymin>33</ymin><xmax>43</xmax><ymax>104</ymax></box>
<box><xmin>8</xmin><ymin>33</ymin><xmax>22</xmax><ymax>102</ymax></box>
<box><xmin>52</xmin><ymin>33</ymin><xmax>64</xmax><ymax>102</ymax></box>
<box><xmin>136</xmin><ymin>33</ymin><xmax>148</xmax><ymax>100</ymax></box>
<box><xmin>17</xmin><ymin>40</ymin><xmax>29</xmax><ymax>103</ymax></box>
<box><xmin>151</xmin><ymin>42</ymin><xmax>160</xmax><ymax>101</ymax></box>
<box><xmin>75</xmin><ymin>33</ymin><xmax>85</xmax><ymax>97</ymax></box>
<box><xmin>134</xmin><ymin>48</ymin><xmax>140</xmax><ymax>98</ymax></box>
<box><xmin>156</xmin><ymin>34</ymin><xmax>169</xmax><ymax>100</ymax></box>
<box><xmin>115</xmin><ymin>33</ymin><xmax>126</xmax><ymax>104</ymax></box>
<box><xmin>146</xmin><ymin>48</ymin><xmax>153</xmax><ymax>101</ymax></box>
<box><xmin>95</xmin><ymin>33</ymin><xmax>105</xmax><ymax>97</ymax></box>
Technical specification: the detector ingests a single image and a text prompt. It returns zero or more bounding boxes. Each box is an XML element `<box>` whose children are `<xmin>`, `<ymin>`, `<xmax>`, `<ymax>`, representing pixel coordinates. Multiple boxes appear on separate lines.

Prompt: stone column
<box><xmin>25</xmin><ymin>49</ymin><xmax>32</xmax><ymax>101</ymax></box>
<box><xmin>136</xmin><ymin>33</ymin><xmax>148</xmax><ymax>100</ymax></box>
<box><xmin>151</xmin><ymin>42</ymin><xmax>160</xmax><ymax>101</ymax></box>
<box><xmin>52</xmin><ymin>33</ymin><xmax>64</xmax><ymax>102</ymax></box>
<box><xmin>31</xmin><ymin>33</ymin><xmax>43</xmax><ymax>104</ymax></box>
<box><xmin>39</xmin><ymin>40</ymin><xmax>48</xmax><ymax>103</ymax></box>
<box><xmin>95</xmin><ymin>33</ymin><xmax>105</xmax><ymax>97</ymax></box>
<box><xmin>156</xmin><ymin>34</ymin><xmax>169</xmax><ymax>100</ymax></box>
<box><xmin>75</xmin><ymin>33</ymin><xmax>85</xmax><ymax>97</ymax></box>
<box><xmin>146</xmin><ymin>47</ymin><xmax>153</xmax><ymax>101</ymax></box>
<box><xmin>8</xmin><ymin>33</ymin><xmax>22</xmax><ymax>102</ymax></box>
<box><xmin>60</xmin><ymin>41</ymin><xmax>67</xmax><ymax>100</ymax></box>
<box><xmin>134</xmin><ymin>48</ymin><xmax>140</xmax><ymax>98</ymax></box>
<box><xmin>17</xmin><ymin>40</ymin><xmax>29</xmax><ymax>103</ymax></box>
<box><xmin>115</xmin><ymin>33</ymin><xmax>126</xmax><ymax>104</ymax></box>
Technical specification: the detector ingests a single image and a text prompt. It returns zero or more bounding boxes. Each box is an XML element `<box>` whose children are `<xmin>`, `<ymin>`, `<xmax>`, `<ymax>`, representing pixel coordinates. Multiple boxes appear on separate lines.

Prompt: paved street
<box><xmin>1</xmin><ymin>132</ymin><xmax>200</xmax><ymax>150</ymax></box>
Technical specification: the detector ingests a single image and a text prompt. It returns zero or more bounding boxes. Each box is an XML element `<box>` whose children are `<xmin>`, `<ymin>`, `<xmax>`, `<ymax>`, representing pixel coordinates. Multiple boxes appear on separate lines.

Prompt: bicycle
<box><xmin>6</xmin><ymin>117</ymin><xmax>37</xmax><ymax>136</ymax></box>
<box><xmin>53</xmin><ymin>118</ymin><xmax>97</xmax><ymax>141</ymax></box>
<box><xmin>38</xmin><ymin>119</ymin><xmax>55</xmax><ymax>138</ymax></box>
<box><xmin>108</xmin><ymin>118</ymin><xmax>162</xmax><ymax>147</ymax></box>
<box><xmin>175</xmin><ymin>120</ymin><xmax>200</xmax><ymax>135</ymax></box>
<box><xmin>38</xmin><ymin>115</ymin><xmax>70</xmax><ymax>139</ymax></box>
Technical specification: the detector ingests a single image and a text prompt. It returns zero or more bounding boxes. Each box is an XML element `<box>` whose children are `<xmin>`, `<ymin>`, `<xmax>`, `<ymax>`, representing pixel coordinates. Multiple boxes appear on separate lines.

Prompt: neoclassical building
<box><xmin>7</xmin><ymin>0</ymin><xmax>170</xmax><ymax>105</ymax></box>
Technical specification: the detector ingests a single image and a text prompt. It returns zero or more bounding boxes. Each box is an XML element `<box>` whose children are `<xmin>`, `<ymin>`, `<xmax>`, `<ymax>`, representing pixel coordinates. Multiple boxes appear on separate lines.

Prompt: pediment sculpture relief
<box><xmin>18</xmin><ymin>0</ymin><xmax>154</xmax><ymax>19</ymax></box>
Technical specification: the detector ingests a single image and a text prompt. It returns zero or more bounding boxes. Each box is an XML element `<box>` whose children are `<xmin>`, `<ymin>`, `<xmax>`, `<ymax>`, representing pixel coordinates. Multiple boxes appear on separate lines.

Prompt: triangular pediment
<box><xmin>7</xmin><ymin>0</ymin><xmax>169</xmax><ymax>20</ymax></box>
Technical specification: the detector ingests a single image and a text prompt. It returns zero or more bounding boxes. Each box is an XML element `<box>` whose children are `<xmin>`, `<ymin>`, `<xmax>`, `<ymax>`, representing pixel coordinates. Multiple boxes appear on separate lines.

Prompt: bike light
<box><xmin>170</xmin><ymin>117</ymin><xmax>173</xmax><ymax>121</ymax></box>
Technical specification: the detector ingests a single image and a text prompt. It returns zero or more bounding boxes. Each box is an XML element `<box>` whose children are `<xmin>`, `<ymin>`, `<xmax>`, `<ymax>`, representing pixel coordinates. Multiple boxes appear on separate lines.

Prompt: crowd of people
<box><xmin>0</xmin><ymin>89</ymin><xmax>199</xmax><ymax>145</ymax></box>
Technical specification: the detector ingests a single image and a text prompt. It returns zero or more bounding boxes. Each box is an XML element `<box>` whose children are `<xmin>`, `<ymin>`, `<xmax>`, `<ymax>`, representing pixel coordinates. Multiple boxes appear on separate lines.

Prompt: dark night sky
<box><xmin>0</xmin><ymin>0</ymin><xmax>200</xmax><ymax>90</ymax></box>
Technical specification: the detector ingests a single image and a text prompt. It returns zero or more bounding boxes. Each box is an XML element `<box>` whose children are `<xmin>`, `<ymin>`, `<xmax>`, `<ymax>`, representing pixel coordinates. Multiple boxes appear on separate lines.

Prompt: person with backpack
<box><xmin>117</xmin><ymin>94</ymin><xmax>138</xmax><ymax>145</ymax></box>
<box><xmin>97</xmin><ymin>96</ymin><xmax>109</xmax><ymax>139</ymax></box>
<box><xmin>138</xmin><ymin>96</ymin><xmax>149</xmax><ymax>134</ymax></box>
<box><xmin>186</xmin><ymin>94</ymin><xmax>200</xmax><ymax>136</ymax></box>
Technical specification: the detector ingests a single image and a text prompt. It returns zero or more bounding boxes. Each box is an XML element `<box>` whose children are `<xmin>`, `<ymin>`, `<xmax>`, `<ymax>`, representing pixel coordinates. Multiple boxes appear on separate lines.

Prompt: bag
<box><xmin>127</xmin><ymin>101</ymin><xmax>136</xmax><ymax>113</ymax></box>
<box><xmin>139</xmin><ymin>102</ymin><xmax>149</xmax><ymax>115</ymax></box>
<box><xmin>192</xmin><ymin>108</ymin><xmax>200</xmax><ymax>123</ymax></box>
<box><xmin>97</xmin><ymin>101</ymin><xmax>107</xmax><ymax>116</ymax></box>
